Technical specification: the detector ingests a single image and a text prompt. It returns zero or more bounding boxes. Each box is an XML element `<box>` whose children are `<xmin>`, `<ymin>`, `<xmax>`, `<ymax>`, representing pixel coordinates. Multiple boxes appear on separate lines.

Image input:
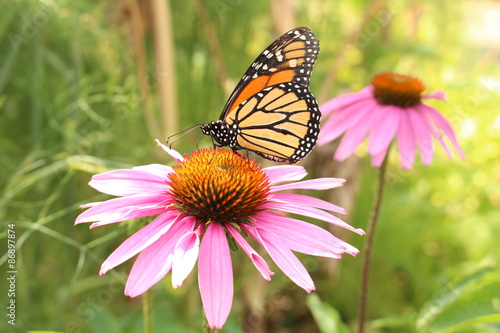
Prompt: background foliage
<box><xmin>1</xmin><ymin>0</ymin><xmax>499</xmax><ymax>332</ymax></box>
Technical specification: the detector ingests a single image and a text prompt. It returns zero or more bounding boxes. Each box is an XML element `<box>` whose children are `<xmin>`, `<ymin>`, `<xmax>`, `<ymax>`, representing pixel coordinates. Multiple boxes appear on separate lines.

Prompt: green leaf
<box><xmin>306</xmin><ymin>293</ymin><xmax>350</xmax><ymax>333</ymax></box>
<box><xmin>417</xmin><ymin>267</ymin><xmax>500</xmax><ymax>332</ymax></box>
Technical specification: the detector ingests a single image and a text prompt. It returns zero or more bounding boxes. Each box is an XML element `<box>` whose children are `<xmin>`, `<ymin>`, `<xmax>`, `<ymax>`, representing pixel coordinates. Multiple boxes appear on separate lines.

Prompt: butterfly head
<box><xmin>201</xmin><ymin>121</ymin><xmax>237</xmax><ymax>148</ymax></box>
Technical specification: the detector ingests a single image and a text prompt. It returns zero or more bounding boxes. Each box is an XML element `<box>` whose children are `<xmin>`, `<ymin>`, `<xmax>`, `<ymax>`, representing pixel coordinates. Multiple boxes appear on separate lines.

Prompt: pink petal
<box><xmin>320</xmin><ymin>86</ymin><xmax>373</xmax><ymax>116</ymax></box>
<box><xmin>172</xmin><ymin>225</ymin><xmax>202</xmax><ymax>289</ymax></box>
<box><xmin>407</xmin><ymin>108</ymin><xmax>434</xmax><ymax>165</ymax></box>
<box><xmin>89</xmin><ymin>169</ymin><xmax>168</xmax><ymax>197</ymax></box>
<box><xmin>75</xmin><ymin>193</ymin><xmax>173</xmax><ymax>227</ymax></box>
<box><xmin>132</xmin><ymin>164</ymin><xmax>174</xmax><ymax>178</ymax></box>
<box><xmin>418</xmin><ymin>104</ymin><xmax>465</xmax><ymax>159</ymax></box>
<box><xmin>254</xmin><ymin>211</ymin><xmax>360</xmax><ymax>257</ymax></box>
<box><xmin>243</xmin><ymin>225</ymin><xmax>315</xmax><ymax>293</ymax></box>
<box><xmin>334</xmin><ymin>101</ymin><xmax>382</xmax><ymax>161</ymax></box>
<box><xmin>271</xmin><ymin>192</ymin><xmax>346</xmax><ymax>215</ymax></box>
<box><xmin>226</xmin><ymin>225</ymin><xmax>273</xmax><ymax>280</ymax></box>
<box><xmin>423</xmin><ymin>90</ymin><xmax>446</xmax><ymax>101</ymax></box>
<box><xmin>271</xmin><ymin>178</ymin><xmax>345</xmax><ymax>192</ymax></box>
<box><xmin>370</xmin><ymin>145</ymin><xmax>389</xmax><ymax>168</ymax></box>
<box><xmin>318</xmin><ymin>97</ymin><xmax>375</xmax><ymax>145</ymax></box>
<box><xmin>100</xmin><ymin>211</ymin><xmax>181</xmax><ymax>275</ymax></box>
<box><xmin>264</xmin><ymin>165</ymin><xmax>307</xmax><ymax>185</ymax></box>
<box><xmin>198</xmin><ymin>223</ymin><xmax>233</xmax><ymax>330</ymax></box>
<box><xmin>367</xmin><ymin>106</ymin><xmax>401</xmax><ymax>155</ymax></box>
<box><xmin>124</xmin><ymin>216</ymin><xmax>197</xmax><ymax>297</ymax></box>
<box><xmin>155</xmin><ymin>139</ymin><xmax>186</xmax><ymax>162</ymax></box>
<box><xmin>262</xmin><ymin>202</ymin><xmax>365</xmax><ymax>235</ymax></box>
<box><xmin>419</xmin><ymin>111</ymin><xmax>453</xmax><ymax>157</ymax></box>
<box><xmin>397</xmin><ymin>112</ymin><xmax>417</xmax><ymax>170</ymax></box>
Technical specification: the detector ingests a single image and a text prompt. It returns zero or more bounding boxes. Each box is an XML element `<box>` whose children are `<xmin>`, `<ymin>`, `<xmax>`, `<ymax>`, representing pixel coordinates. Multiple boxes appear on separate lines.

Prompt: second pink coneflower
<box><xmin>318</xmin><ymin>72</ymin><xmax>464</xmax><ymax>169</ymax></box>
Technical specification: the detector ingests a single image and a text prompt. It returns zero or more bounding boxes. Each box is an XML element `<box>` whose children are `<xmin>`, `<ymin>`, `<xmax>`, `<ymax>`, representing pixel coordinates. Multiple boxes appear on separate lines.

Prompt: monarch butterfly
<box><xmin>202</xmin><ymin>27</ymin><xmax>321</xmax><ymax>163</ymax></box>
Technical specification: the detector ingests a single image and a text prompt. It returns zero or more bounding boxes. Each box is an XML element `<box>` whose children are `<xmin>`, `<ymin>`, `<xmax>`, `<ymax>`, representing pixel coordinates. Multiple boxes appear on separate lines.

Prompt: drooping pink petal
<box><xmin>419</xmin><ymin>110</ymin><xmax>453</xmax><ymax>157</ymax></box>
<box><xmin>367</xmin><ymin>105</ymin><xmax>401</xmax><ymax>155</ymax></box>
<box><xmin>124</xmin><ymin>216</ymin><xmax>197</xmax><ymax>297</ymax></box>
<box><xmin>198</xmin><ymin>223</ymin><xmax>233</xmax><ymax>330</ymax></box>
<box><xmin>397</xmin><ymin>112</ymin><xmax>417</xmax><ymax>170</ymax></box>
<box><xmin>370</xmin><ymin>145</ymin><xmax>389</xmax><ymax>168</ymax></box>
<box><xmin>75</xmin><ymin>193</ymin><xmax>173</xmax><ymax>227</ymax></box>
<box><xmin>423</xmin><ymin>90</ymin><xmax>446</xmax><ymax>101</ymax></box>
<box><xmin>334</xmin><ymin>100</ymin><xmax>381</xmax><ymax>161</ymax></box>
<box><xmin>418</xmin><ymin>104</ymin><xmax>465</xmax><ymax>159</ymax></box>
<box><xmin>271</xmin><ymin>192</ymin><xmax>346</xmax><ymax>215</ymax></box>
<box><xmin>254</xmin><ymin>211</ymin><xmax>360</xmax><ymax>257</ymax></box>
<box><xmin>100</xmin><ymin>211</ymin><xmax>181</xmax><ymax>275</ymax></box>
<box><xmin>89</xmin><ymin>169</ymin><xmax>168</xmax><ymax>197</ymax></box>
<box><xmin>155</xmin><ymin>139</ymin><xmax>186</xmax><ymax>162</ymax></box>
<box><xmin>243</xmin><ymin>224</ymin><xmax>315</xmax><ymax>293</ymax></box>
<box><xmin>407</xmin><ymin>108</ymin><xmax>434</xmax><ymax>165</ymax></box>
<box><xmin>226</xmin><ymin>225</ymin><xmax>273</xmax><ymax>280</ymax></box>
<box><xmin>262</xmin><ymin>202</ymin><xmax>365</xmax><ymax>235</ymax></box>
<box><xmin>171</xmin><ymin>225</ymin><xmax>202</xmax><ymax>289</ymax></box>
<box><xmin>264</xmin><ymin>165</ymin><xmax>307</xmax><ymax>185</ymax></box>
<box><xmin>318</xmin><ymin>98</ymin><xmax>375</xmax><ymax>145</ymax></box>
<box><xmin>271</xmin><ymin>178</ymin><xmax>345</xmax><ymax>192</ymax></box>
<box><xmin>320</xmin><ymin>87</ymin><xmax>373</xmax><ymax>116</ymax></box>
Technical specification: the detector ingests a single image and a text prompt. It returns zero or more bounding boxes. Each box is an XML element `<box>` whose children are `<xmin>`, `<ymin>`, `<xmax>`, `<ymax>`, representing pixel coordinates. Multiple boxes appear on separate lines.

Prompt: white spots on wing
<box><xmin>276</xmin><ymin>50</ymin><xmax>283</xmax><ymax>62</ymax></box>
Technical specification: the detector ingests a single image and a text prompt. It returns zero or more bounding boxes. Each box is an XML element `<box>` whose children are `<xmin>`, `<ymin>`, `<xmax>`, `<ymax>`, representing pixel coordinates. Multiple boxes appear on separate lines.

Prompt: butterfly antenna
<box><xmin>207</xmin><ymin>136</ymin><xmax>219</xmax><ymax>164</ymax></box>
<box><xmin>195</xmin><ymin>132</ymin><xmax>205</xmax><ymax>150</ymax></box>
<box><xmin>166</xmin><ymin>124</ymin><xmax>203</xmax><ymax>148</ymax></box>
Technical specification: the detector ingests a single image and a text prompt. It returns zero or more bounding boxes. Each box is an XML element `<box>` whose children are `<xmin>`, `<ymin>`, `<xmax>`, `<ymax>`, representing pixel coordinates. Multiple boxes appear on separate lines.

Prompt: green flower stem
<box><xmin>357</xmin><ymin>154</ymin><xmax>389</xmax><ymax>333</ymax></box>
<box><xmin>143</xmin><ymin>290</ymin><xmax>153</xmax><ymax>333</ymax></box>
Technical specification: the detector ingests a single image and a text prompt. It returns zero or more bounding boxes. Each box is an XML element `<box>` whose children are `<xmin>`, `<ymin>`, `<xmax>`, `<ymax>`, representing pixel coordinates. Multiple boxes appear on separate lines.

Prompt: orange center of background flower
<box><xmin>371</xmin><ymin>73</ymin><xmax>425</xmax><ymax>108</ymax></box>
<box><xmin>166</xmin><ymin>149</ymin><xmax>271</xmax><ymax>224</ymax></box>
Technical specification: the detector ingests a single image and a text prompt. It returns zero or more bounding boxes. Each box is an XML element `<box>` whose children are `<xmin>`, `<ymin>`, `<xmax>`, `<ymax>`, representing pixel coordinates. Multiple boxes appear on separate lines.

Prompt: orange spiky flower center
<box><xmin>166</xmin><ymin>149</ymin><xmax>271</xmax><ymax>224</ymax></box>
<box><xmin>371</xmin><ymin>73</ymin><xmax>425</xmax><ymax>108</ymax></box>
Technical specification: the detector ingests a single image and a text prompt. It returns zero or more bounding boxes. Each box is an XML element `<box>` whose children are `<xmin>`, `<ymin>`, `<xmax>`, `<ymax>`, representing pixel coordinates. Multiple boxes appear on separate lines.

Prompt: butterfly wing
<box><xmin>221</xmin><ymin>27</ymin><xmax>321</xmax><ymax>163</ymax></box>
<box><xmin>221</xmin><ymin>27</ymin><xmax>319</xmax><ymax>119</ymax></box>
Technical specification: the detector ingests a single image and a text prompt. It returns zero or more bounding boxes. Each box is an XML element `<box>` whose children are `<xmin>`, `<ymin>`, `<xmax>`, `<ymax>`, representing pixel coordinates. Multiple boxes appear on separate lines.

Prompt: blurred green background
<box><xmin>1</xmin><ymin>0</ymin><xmax>499</xmax><ymax>332</ymax></box>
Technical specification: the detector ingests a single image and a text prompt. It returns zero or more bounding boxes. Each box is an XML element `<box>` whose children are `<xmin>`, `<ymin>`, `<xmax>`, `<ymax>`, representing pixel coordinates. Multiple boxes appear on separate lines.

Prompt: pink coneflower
<box><xmin>318</xmin><ymin>73</ymin><xmax>464</xmax><ymax>169</ymax></box>
<box><xmin>75</xmin><ymin>141</ymin><xmax>364</xmax><ymax>330</ymax></box>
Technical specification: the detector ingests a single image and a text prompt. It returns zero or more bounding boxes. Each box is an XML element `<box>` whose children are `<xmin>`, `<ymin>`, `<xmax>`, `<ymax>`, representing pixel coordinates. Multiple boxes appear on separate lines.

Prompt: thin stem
<box><xmin>357</xmin><ymin>154</ymin><xmax>389</xmax><ymax>333</ymax></box>
<box><xmin>143</xmin><ymin>290</ymin><xmax>153</xmax><ymax>333</ymax></box>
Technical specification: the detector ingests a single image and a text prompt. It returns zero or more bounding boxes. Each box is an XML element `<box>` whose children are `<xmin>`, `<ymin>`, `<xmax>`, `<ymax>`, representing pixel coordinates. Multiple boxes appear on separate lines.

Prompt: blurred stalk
<box><xmin>32</xmin><ymin>33</ymin><xmax>43</xmax><ymax>149</ymax></box>
<box><xmin>318</xmin><ymin>0</ymin><xmax>389</xmax><ymax>103</ymax></box>
<box><xmin>126</xmin><ymin>0</ymin><xmax>161</xmax><ymax>139</ymax></box>
<box><xmin>151</xmin><ymin>0</ymin><xmax>178</xmax><ymax>137</ymax></box>
<box><xmin>143</xmin><ymin>290</ymin><xmax>153</xmax><ymax>333</ymax></box>
<box><xmin>192</xmin><ymin>0</ymin><xmax>231</xmax><ymax>96</ymax></box>
<box><xmin>270</xmin><ymin>0</ymin><xmax>295</xmax><ymax>35</ymax></box>
<box><xmin>357</xmin><ymin>153</ymin><xmax>389</xmax><ymax>333</ymax></box>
